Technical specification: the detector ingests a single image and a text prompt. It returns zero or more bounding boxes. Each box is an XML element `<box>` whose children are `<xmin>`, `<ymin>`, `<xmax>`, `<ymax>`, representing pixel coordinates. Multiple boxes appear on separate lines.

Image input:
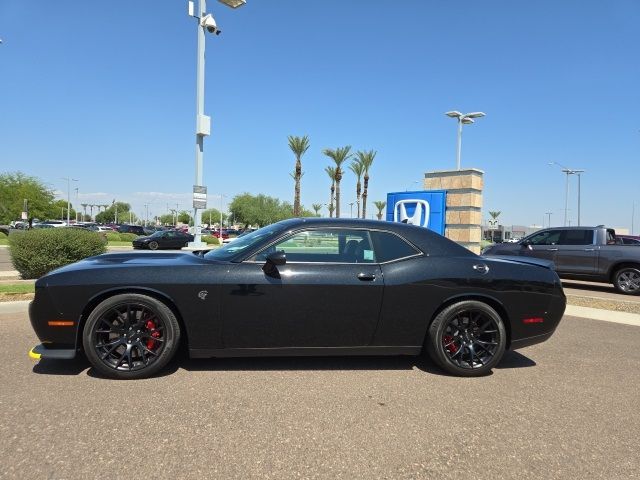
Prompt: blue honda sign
<box><xmin>386</xmin><ymin>190</ymin><xmax>446</xmax><ymax>235</ymax></box>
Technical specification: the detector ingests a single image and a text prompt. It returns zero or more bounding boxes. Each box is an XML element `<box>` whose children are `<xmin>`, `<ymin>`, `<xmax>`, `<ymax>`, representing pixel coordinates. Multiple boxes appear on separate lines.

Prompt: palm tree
<box><xmin>311</xmin><ymin>203</ymin><xmax>323</xmax><ymax>217</ymax></box>
<box><xmin>81</xmin><ymin>203</ymin><xmax>88</xmax><ymax>221</ymax></box>
<box><xmin>356</xmin><ymin>150</ymin><xmax>376</xmax><ymax>219</ymax></box>
<box><xmin>288</xmin><ymin>135</ymin><xmax>310</xmax><ymax>217</ymax></box>
<box><xmin>488</xmin><ymin>211</ymin><xmax>501</xmax><ymax>242</ymax></box>
<box><xmin>349</xmin><ymin>159</ymin><xmax>365</xmax><ymax>219</ymax></box>
<box><xmin>324</xmin><ymin>166</ymin><xmax>337</xmax><ymax>218</ymax></box>
<box><xmin>322</xmin><ymin>146</ymin><xmax>352</xmax><ymax>218</ymax></box>
<box><xmin>374</xmin><ymin>200</ymin><xmax>387</xmax><ymax>221</ymax></box>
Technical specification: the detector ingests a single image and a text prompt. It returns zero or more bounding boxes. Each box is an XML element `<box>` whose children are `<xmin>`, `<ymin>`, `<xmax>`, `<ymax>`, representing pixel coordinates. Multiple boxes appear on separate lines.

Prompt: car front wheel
<box><xmin>613</xmin><ymin>266</ymin><xmax>640</xmax><ymax>295</ymax></box>
<box><xmin>82</xmin><ymin>293</ymin><xmax>181</xmax><ymax>379</ymax></box>
<box><xmin>148</xmin><ymin>241</ymin><xmax>159</xmax><ymax>250</ymax></box>
<box><xmin>426</xmin><ymin>300</ymin><xmax>506</xmax><ymax>377</ymax></box>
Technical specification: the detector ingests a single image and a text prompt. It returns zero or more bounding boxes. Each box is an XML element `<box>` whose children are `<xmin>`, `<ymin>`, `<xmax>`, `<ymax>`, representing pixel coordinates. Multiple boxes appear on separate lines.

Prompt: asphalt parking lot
<box><xmin>1</xmin><ymin>307</ymin><xmax>638</xmax><ymax>479</ymax></box>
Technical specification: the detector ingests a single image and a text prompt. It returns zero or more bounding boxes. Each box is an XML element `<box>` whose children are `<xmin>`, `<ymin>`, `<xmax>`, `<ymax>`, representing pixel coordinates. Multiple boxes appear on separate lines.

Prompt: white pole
<box><xmin>191</xmin><ymin>0</ymin><xmax>207</xmax><ymax>247</ymax></box>
<box><xmin>456</xmin><ymin>118</ymin><xmax>463</xmax><ymax>171</ymax></box>
<box><xmin>564</xmin><ymin>171</ymin><xmax>570</xmax><ymax>226</ymax></box>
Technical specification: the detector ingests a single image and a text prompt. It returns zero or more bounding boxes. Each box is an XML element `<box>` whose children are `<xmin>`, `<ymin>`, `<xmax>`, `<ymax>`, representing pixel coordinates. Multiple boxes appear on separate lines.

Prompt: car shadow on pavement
<box><xmin>30</xmin><ymin>350</ymin><xmax>536</xmax><ymax>379</ymax></box>
<box><xmin>494</xmin><ymin>351</ymin><xmax>536</xmax><ymax>369</ymax></box>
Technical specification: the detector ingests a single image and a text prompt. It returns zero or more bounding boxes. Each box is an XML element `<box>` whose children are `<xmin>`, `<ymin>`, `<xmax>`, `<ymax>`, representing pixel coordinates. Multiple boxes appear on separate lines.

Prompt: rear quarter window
<box><xmin>370</xmin><ymin>231</ymin><xmax>421</xmax><ymax>263</ymax></box>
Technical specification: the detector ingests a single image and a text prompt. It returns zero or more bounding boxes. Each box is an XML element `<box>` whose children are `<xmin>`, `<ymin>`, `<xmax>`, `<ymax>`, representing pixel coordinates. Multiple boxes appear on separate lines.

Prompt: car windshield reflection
<box><xmin>204</xmin><ymin>224</ymin><xmax>285</xmax><ymax>261</ymax></box>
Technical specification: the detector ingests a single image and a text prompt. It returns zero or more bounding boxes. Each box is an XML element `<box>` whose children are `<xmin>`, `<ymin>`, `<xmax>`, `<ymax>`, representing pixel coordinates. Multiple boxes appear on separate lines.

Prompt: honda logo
<box><xmin>393</xmin><ymin>199</ymin><xmax>430</xmax><ymax>228</ymax></box>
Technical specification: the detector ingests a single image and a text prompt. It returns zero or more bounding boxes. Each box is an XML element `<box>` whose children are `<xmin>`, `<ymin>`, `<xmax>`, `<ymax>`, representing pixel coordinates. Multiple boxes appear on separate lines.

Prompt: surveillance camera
<box><xmin>200</xmin><ymin>14</ymin><xmax>221</xmax><ymax>35</ymax></box>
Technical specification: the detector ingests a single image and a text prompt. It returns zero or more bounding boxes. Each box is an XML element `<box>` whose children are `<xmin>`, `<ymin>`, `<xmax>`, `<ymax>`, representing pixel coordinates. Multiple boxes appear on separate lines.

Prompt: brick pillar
<box><xmin>424</xmin><ymin>168</ymin><xmax>484</xmax><ymax>254</ymax></box>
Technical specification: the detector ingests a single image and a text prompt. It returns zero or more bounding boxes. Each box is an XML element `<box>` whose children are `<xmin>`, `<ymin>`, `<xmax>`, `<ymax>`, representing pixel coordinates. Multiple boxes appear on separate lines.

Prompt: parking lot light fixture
<box><xmin>548</xmin><ymin>162</ymin><xmax>585</xmax><ymax>226</ymax></box>
<box><xmin>218</xmin><ymin>0</ymin><xmax>246</xmax><ymax>7</ymax></box>
<box><xmin>62</xmin><ymin>177</ymin><xmax>78</xmax><ymax>225</ymax></box>
<box><xmin>445</xmin><ymin>111</ymin><xmax>486</xmax><ymax>170</ymax></box>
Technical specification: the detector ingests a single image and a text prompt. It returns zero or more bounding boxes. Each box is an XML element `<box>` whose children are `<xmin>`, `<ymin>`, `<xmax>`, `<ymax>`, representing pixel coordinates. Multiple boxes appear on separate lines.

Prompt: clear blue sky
<box><xmin>1</xmin><ymin>0</ymin><xmax>639</xmax><ymax>230</ymax></box>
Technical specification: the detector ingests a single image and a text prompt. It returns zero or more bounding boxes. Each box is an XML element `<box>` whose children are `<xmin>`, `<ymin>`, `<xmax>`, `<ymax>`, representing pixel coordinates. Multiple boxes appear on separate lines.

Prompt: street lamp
<box><xmin>187</xmin><ymin>0</ymin><xmax>246</xmax><ymax>248</ymax></box>
<box><xmin>62</xmin><ymin>177</ymin><xmax>78</xmax><ymax>225</ymax></box>
<box><xmin>349</xmin><ymin>202</ymin><xmax>355</xmax><ymax>218</ymax></box>
<box><xmin>219</xmin><ymin>194</ymin><xmax>226</xmax><ymax>238</ymax></box>
<box><xmin>445</xmin><ymin>111</ymin><xmax>485</xmax><ymax>170</ymax></box>
<box><xmin>545</xmin><ymin>212</ymin><xmax>552</xmax><ymax>228</ymax></box>
<box><xmin>548</xmin><ymin>162</ymin><xmax>585</xmax><ymax>226</ymax></box>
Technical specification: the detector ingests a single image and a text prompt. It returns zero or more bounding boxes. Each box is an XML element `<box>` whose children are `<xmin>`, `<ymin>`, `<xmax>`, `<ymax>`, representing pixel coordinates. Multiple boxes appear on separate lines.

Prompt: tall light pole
<box><xmin>445</xmin><ymin>111</ymin><xmax>486</xmax><ymax>170</ymax></box>
<box><xmin>349</xmin><ymin>202</ymin><xmax>355</xmax><ymax>218</ymax></box>
<box><xmin>219</xmin><ymin>194</ymin><xmax>226</xmax><ymax>238</ymax></box>
<box><xmin>187</xmin><ymin>0</ymin><xmax>246</xmax><ymax>248</ymax></box>
<box><xmin>144</xmin><ymin>204</ymin><xmax>149</xmax><ymax>227</ymax></box>
<box><xmin>548</xmin><ymin>162</ymin><xmax>585</xmax><ymax>226</ymax></box>
<box><xmin>62</xmin><ymin>177</ymin><xmax>78</xmax><ymax>225</ymax></box>
<box><xmin>545</xmin><ymin>212</ymin><xmax>552</xmax><ymax>228</ymax></box>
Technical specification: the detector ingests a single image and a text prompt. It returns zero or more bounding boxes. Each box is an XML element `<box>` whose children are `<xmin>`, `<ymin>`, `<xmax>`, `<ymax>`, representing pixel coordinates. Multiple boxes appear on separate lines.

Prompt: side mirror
<box><xmin>520</xmin><ymin>240</ymin><xmax>532</xmax><ymax>247</ymax></box>
<box><xmin>266</xmin><ymin>251</ymin><xmax>286</xmax><ymax>266</ymax></box>
<box><xmin>262</xmin><ymin>251</ymin><xmax>286</xmax><ymax>277</ymax></box>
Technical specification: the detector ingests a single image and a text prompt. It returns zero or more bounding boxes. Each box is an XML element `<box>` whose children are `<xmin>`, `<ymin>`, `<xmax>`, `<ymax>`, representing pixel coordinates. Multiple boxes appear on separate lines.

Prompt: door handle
<box><xmin>546</xmin><ymin>248</ymin><xmax>559</xmax><ymax>251</ymax></box>
<box><xmin>357</xmin><ymin>273</ymin><xmax>376</xmax><ymax>281</ymax></box>
<box><xmin>473</xmin><ymin>264</ymin><xmax>489</xmax><ymax>274</ymax></box>
<box><xmin>584</xmin><ymin>248</ymin><xmax>595</xmax><ymax>252</ymax></box>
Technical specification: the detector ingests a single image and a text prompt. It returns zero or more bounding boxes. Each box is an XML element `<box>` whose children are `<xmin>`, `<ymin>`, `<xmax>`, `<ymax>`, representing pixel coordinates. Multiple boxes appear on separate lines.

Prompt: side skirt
<box><xmin>189</xmin><ymin>346</ymin><xmax>422</xmax><ymax>359</ymax></box>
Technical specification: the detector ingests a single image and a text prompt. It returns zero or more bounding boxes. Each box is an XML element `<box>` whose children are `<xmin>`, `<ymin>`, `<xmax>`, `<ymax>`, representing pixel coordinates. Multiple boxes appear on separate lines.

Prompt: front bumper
<box><xmin>29</xmin><ymin>343</ymin><xmax>77</xmax><ymax>360</ymax></box>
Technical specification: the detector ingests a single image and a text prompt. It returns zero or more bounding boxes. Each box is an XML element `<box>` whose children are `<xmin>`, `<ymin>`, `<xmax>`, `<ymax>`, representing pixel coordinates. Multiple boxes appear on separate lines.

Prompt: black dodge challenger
<box><xmin>29</xmin><ymin>218</ymin><xmax>566</xmax><ymax>379</ymax></box>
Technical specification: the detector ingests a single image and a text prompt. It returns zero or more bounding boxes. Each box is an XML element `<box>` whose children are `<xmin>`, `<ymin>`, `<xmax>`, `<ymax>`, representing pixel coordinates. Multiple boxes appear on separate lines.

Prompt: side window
<box><xmin>370</xmin><ymin>231</ymin><xmax>421</xmax><ymax>263</ymax></box>
<box><xmin>254</xmin><ymin>229</ymin><xmax>376</xmax><ymax>263</ymax></box>
<box><xmin>559</xmin><ymin>229</ymin><xmax>594</xmax><ymax>245</ymax></box>
<box><xmin>606</xmin><ymin>230</ymin><xmax>617</xmax><ymax>245</ymax></box>
<box><xmin>528</xmin><ymin>230</ymin><xmax>562</xmax><ymax>245</ymax></box>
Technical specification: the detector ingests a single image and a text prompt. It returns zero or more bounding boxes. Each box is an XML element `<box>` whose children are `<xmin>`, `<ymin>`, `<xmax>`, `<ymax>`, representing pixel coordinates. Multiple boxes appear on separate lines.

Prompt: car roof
<box><xmin>262</xmin><ymin>218</ymin><xmax>473</xmax><ymax>257</ymax></box>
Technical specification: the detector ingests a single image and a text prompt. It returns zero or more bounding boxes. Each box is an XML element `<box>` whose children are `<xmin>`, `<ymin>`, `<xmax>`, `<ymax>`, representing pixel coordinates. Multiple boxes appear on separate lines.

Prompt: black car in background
<box><xmin>118</xmin><ymin>224</ymin><xmax>145</xmax><ymax>236</ymax></box>
<box><xmin>132</xmin><ymin>230</ymin><xmax>194</xmax><ymax>250</ymax></box>
<box><xmin>29</xmin><ymin>218</ymin><xmax>565</xmax><ymax>379</ymax></box>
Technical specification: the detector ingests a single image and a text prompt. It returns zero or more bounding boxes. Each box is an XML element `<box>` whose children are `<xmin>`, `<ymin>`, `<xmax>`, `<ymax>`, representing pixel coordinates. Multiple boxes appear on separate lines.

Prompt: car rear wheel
<box><xmin>613</xmin><ymin>267</ymin><xmax>640</xmax><ymax>295</ymax></box>
<box><xmin>82</xmin><ymin>293</ymin><xmax>180</xmax><ymax>379</ymax></box>
<box><xmin>148</xmin><ymin>241</ymin><xmax>159</xmax><ymax>250</ymax></box>
<box><xmin>426</xmin><ymin>300</ymin><xmax>506</xmax><ymax>377</ymax></box>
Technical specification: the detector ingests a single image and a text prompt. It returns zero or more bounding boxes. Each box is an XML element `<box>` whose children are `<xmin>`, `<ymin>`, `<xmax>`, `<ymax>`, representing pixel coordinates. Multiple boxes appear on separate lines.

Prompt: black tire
<box><xmin>426</xmin><ymin>300</ymin><xmax>506</xmax><ymax>377</ymax></box>
<box><xmin>613</xmin><ymin>266</ymin><xmax>640</xmax><ymax>295</ymax></box>
<box><xmin>148</xmin><ymin>241</ymin><xmax>159</xmax><ymax>250</ymax></box>
<box><xmin>82</xmin><ymin>293</ymin><xmax>180</xmax><ymax>379</ymax></box>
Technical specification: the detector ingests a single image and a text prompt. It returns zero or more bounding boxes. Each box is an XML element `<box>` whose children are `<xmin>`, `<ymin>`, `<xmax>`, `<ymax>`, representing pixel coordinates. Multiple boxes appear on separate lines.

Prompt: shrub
<box><xmin>203</xmin><ymin>235</ymin><xmax>220</xmax><ymax>245</ymax></box>
<box><xmin>118</xmin><ymin>232</ymin><xmax>138</xmax><ymax>242</ymax></box>
<box><xmin>9</xmin><ymin>228</ymin><xmax>107</xmax><ymax>279</ymax></box>
<box><xmin>105</xmin><ymin>231</ymin><xmax>121</xmax><ymax>242</ymax></box>
<box><xmin>0</xmin><ymin>231</ymin><xmax>7</xmax><ymax>238</ymax></box>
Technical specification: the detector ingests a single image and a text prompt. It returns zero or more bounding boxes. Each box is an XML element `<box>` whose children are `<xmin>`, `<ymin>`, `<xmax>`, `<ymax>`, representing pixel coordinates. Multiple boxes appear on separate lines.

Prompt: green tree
<box><xmin>288</xmin><ymin>135</ymin><xmax>310</xmax><ymax>217</ymax></box>
<box><xmin>230</xmin><ymin>193</ymin><xmax>295</xmax><ymax>227</ymax></box>
<box><xmin>374</xmin><ymin>200</ymin><xmax>387</xmax><ymax>221</ymax></box>
<box><xmin>158</xmin><ymin>214</ymin><xmax>174</xmax><ymax>225</ymax></box>
<box><xmin>324</xmin><ymin>166</ymin><xmax>337</xmax><ymax>218</ymax></box>
<box><xmin>355</xmin><ymin>150</ymin><xmax>376</xmax><ymax>219</ymax></box>
<box><xmin>178</xmin><ymin>211</ymin><xmax>192</xmax><ymax>224</ymax></box>
<box><xmin>0</xmin><ymin>172</ymin><xmax>55</xmax><ymax>224</ymax></box>
<box><xmin>311</xmin><ymin>203</ymin><xmax>323</xmax><ymax>217</ymax></box>
<box><xmin>95</xmin><ymin>202</ymin><xmax>131</xmax><ymax>224</ymax></box>
<box><xmin>322</xmin><ymin>146</ymin><xmax>351</xmax><ymax>218</ymax></box>
<box><xmin>201</xmin><ymin>208</ymin><xmax>228</xmax><ymax>227</ymax></box>
<box><xmin>48</xmin><ymin>199</ymin><xmax>77</xmax><ymax>222</ymax></box>
<box><xmin>349</xmin><ymin>159</ymin><xmax>365</xmax><ymax>219</ymax></box>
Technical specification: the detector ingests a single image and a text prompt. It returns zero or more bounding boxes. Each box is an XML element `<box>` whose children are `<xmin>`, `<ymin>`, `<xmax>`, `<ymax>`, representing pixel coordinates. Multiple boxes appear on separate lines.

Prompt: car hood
<box><xmin>38</xmin><ymin>251</ymin><xmax>224</xmax><ymax>283</ymax></box>
<box><xmin>133</xmin><ymin>235</ymin><xmax>153</xmax><ymax>242</ymax></box>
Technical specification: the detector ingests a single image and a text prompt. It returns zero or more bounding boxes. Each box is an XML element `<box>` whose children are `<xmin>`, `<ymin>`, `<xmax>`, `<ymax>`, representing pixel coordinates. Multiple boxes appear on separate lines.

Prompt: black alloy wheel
<box><xmin>148</xmin><ymin>241</ymin><xmax>159</xmax><ymax>250</ymax></box>
<box><xmin>613</xmin><ymin>267</ymin><xmax>640</xmax><ymax>295</ymax></box>
<box><xmin>82</xmin><ymin>294</ymin><xmax>180</xmax><ymax>379</ymax></box>
<box><xmin>426</xmin><ymin>300</ymin><xmax>506</xmax><ymax>377</ymax></box>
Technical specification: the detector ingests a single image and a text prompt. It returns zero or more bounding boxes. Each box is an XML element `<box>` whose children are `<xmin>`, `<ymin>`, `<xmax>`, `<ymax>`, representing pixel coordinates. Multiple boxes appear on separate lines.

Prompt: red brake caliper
<box><xmin>443</xmin><ymin>335</ymin><xmax>459</xmax><ymax>354</ymax></box>
<box><xmin>145</xmin><ymin>320</ymin><xmax>160</xmax><ymax>350</ymax></box>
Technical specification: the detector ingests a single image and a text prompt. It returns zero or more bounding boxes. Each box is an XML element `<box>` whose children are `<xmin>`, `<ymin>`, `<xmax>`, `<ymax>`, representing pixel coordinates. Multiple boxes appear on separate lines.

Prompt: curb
<box><xmin>564</xmin><ymin>305</ymin><xmax>640</xmax><ymax>327</ymax></box>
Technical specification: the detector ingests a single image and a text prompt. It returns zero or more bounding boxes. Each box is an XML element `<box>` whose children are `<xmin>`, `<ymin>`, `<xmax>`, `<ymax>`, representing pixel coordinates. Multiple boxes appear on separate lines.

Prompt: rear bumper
<box><xmin>29</xmin><ymin>344</ymin><xmax>76</xmax><ymax>360</ymax></box>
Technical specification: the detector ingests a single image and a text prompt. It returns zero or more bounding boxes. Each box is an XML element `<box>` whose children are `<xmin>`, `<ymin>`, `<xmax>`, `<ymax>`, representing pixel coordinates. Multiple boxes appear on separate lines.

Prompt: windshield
<box><xmin>204</xmin><ymin>223</ymin><xmax>285</xmax><ymax>261</ymax></box>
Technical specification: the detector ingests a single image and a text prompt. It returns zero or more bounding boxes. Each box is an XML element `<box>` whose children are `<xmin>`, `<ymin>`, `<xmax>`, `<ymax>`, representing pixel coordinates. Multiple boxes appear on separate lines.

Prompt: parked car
<box><xmin>40</xmin><ymin>220</ymin><xmax>67</xmax><ymax>228</ymax></box>
<box><xmin>29</xmin><ymin>218</ymin><xmax>565</xmax><ymax>379</ymax></box>
<box><xmin>118</xmin><ymin>224</ymin><xmax>145</xmax><ymax>236</ymax></box>
<box><xmin>132</xmin><ymin>230</ymin><xmax>194</xmax><ymax>250</ymax></box>
<box><xmin>211</xmin><ymin>229</ymin><xmax>229</xmax><ymax>240</ymax></box>
<box><xmin>482</xmin><ymin>225</ymin><xmax>640</xmax><ymax>295</ymax></box>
